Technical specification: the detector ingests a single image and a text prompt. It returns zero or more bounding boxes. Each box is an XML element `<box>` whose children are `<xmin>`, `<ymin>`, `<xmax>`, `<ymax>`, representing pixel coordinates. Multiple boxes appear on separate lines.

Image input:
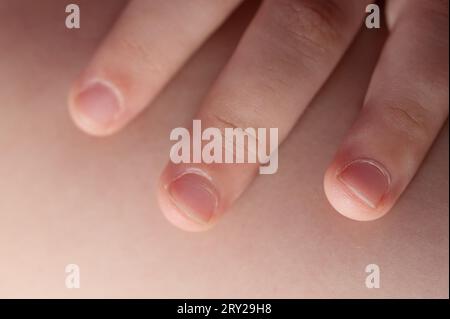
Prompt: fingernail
<box><xmin>168</xmin><ymin>171</ymin><xmax>219</xmax><ymax>224</ymax></box>
<box><xmin>72</xmin><ymin>81</ymin><xmax>122</xmax><ymax>128</ymax></box>
<box><xmin>337</xmin><ymin>159</ymin><xmax>390</xmax><ymax>209</ymax></box>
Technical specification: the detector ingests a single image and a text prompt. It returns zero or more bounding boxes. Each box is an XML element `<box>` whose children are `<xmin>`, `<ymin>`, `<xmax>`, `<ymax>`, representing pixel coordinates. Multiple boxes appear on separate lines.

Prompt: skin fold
<box><xmin>0</xmin><ymin>0</ymin><xmax>448</xmax><ymax>298</ymax></box>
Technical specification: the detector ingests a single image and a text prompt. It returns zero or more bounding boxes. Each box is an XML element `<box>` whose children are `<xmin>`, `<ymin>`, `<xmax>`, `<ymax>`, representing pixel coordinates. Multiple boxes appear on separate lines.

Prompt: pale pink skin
<box><xmin>65</xmin><ymin>0</ymin><xmax>449</xmax><ymax>231</ymax></box>
<box><xmin>0</xmin><ymin>0</ymin><xmax>448</xmax><ymax>298</ymax></box>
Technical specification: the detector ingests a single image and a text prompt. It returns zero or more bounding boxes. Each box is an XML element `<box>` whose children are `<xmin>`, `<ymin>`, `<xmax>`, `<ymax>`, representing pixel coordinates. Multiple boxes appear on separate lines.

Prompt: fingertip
<box><xmin>68</xmin><ymin>78</ymin><xmax>124</xmax><ymax>137</ymax></box>
<box><xmin>324</xmin><ymin>159</ymin><xmax>391</xmax><ymax>221</ymax></box>
<box><xmin>157</xmin><ymin>167</ymin><xmax>220</xmax><ymax>232</ymax></box>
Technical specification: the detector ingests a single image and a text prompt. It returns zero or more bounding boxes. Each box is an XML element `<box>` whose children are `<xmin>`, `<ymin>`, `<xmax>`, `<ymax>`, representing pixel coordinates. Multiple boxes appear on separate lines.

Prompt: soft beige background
<box><xmin>0</xmin><ymin>0</ymin><xmax>448</xmax><ymax>298</ymax></box>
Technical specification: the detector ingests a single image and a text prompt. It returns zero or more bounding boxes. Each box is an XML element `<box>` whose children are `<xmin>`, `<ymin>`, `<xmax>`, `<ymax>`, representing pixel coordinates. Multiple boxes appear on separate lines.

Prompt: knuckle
<box><xmin>116</xmin><ymin>37</ymin><xmax>163</xmax><ymax>75</ymax></box>
<box><xmin>425</xmin><ymin>2</ymin><xmax>449</xmax><ymax>43</ymax></box>
<box><xmin>409</xmin><ymin>0</ymin><xmax>449</xmax><ymax>35</ymax></box>
<box><xmin>420</xmin><ymin>0</ymin><xmax>449</xmax><ymax>19</ymax></box>
<box><xmin>382</xmin><ymin>100</ymin><xmax>432</xmax><ymax>143</ymax></box>
<box><xmin>268</xmin><ymin>0</ymin><xmax>346</xmax><ymax>58</ymax></box>
<box><xmin>206</xmin><ymin>111</ymin><xmax>260</xmax><ymax>157</ymax></box>
<box><xmin>207</xmin><ymin>110</ymin><xmax>251</xmax><ymax>132</ymax></box>
<box><xmin>205</xmin><ymin>98</ymin><xmax>279</xmax><ymax>133</ymax></box>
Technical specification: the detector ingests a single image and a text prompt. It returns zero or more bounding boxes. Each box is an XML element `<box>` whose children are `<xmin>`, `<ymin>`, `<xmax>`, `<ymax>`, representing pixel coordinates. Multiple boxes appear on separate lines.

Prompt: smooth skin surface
<box><xmin>0</xmin><ymin>0</ymin><xmax>448</xmax><ymax>297</ymax></box>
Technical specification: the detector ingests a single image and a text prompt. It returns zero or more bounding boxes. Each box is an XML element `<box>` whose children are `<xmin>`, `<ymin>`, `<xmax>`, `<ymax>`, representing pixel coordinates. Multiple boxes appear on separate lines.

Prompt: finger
<box><xmin>324</xmin><ymin>0</ymin><xmax>449</xmax><ymax>221</ymax></box>
<box><xmin>68</xmin><ymin>0</ymin><xmax>241</xmax><ymax>136</ymax></box>
<box><xmin>158</xmin><ymin>0</ymin><xmax>368</xmax><ymax>231</ymax></box>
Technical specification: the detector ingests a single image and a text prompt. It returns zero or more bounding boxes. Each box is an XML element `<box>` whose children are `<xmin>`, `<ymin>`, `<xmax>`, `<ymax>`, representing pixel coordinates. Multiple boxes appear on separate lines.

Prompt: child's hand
<box><xmin>68</xmin><ymin>0</ymin><xmax>449</xmax><ymax>231</ymax></box>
